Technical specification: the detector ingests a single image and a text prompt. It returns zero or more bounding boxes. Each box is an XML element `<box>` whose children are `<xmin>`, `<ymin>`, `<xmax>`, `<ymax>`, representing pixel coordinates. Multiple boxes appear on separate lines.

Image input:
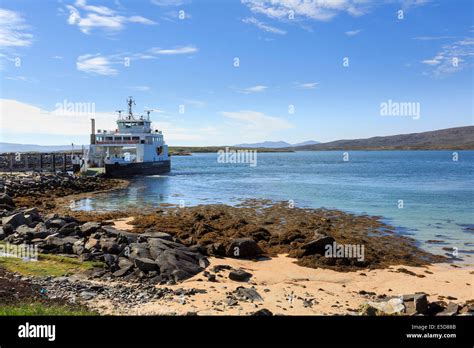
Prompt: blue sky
<box><xmin>0</xmin><ymin>0</ymin><xmax>473</xmax><ymax>146</ymax></box>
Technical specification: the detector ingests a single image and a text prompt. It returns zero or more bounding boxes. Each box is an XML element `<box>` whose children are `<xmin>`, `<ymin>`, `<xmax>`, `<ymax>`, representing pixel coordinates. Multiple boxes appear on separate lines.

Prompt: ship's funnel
<box><xmin>90</xmin><ymin>118</ymin><xmax>96</xmax><ymax>144</ymax></box>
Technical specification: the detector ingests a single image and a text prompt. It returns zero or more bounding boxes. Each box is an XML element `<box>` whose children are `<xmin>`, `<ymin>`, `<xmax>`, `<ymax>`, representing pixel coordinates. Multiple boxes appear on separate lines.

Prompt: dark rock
<box><xmin>402</xmin><ymin>293</ymin><xmax>428</xmax><ymax>315</ymax></box>
<box><xmin>226</xmin><ymin>238</ymin><xmax>263</xmax><ymax>258</ymax></box>
<box><xmin>127</xmin><ymin>243</ymin><xmax>151</xmax><ymax>259</ymax></box>
<box><xmin>142</xmin><ymin>231</ymin><xmax>173</xmax><ymax>240</ymax></box>
<box><xmin>2</xmin><ymin>213</ymin><xmax>27</xmax><ymax>230</ymax></box>
<box><xmin>134</xmin><ymin>257</ymin><xmax>159</xmax><ymax>272</ymax></box>
<box><xmin>46</xmin><ymin>218</ymin><xmax>66</xmax><ymax>229</ymax></box>
<box><xmin>251</xmin><ymin>308</ymin><xmax>273</xmax><ymax>316</ymax></box>
<box><xmin>99</xmin><ymin>237</ymin><xmax>121</xmax><ymax>254</ymax></box>
<box><xmin>155</xmin><ymin>248</ymin><xmax>206</xmax><ymax>282</ymax></box>
<box><xmin>113</xmin><ymin>266</ymin><xmax>132</xmax><ymax>277</ymax></box>
<box><xmin>80</xmin><ymin>222</ymin><xmax>101</xmax><ymax>236</ymax></box>
<box><xmin>212</xmin><ymin>264</ymin><xmax>233</xmax><ymax>273</ymax></box>
<box><xmin>234</xmin><ymin>287</ymin><xmax>263</xmax><ymax>302</ymax></box>
<box><xmin>103</xmin><ymin>253</ymin><xmax>118</xmax><ymax>268</ymax></box>
<box><xmin>58</xmin><ymin>222</ymin><xmax>78</xmax><ymax>235</ymax></box>
<box><xmin>301</xmin><ymin>234</ymin><xmax>335</xmax><ymax>255</ymax></box>
<box><xmin>16</xmin><ymin>225</ymin><xmax>35</xmax><ymax>239</ymax></box>
<box><xmin>0</xmin><ymin>194</ymin><xmax>15</xmax><ymax>210</ymax></box>
<box><xmin>229</xmin><ymin>269</ymin><xmax>252</xmax><ymax>282</ymax></box>
<box><xmin>437</xmin><ymin>302</ymin><xmax>459</xmax><ymax>316</ymax></box>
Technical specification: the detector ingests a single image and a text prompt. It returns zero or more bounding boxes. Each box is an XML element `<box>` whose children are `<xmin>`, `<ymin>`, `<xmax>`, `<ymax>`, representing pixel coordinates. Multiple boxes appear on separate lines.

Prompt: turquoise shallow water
<box><xmin>75</xmin><ymin>151</ymin><xmax>474</xmax><ymax>257</ymax></box>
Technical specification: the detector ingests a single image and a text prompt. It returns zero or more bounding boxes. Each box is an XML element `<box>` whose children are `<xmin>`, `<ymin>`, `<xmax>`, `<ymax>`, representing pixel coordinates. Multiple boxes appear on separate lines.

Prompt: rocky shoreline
<box><xmin>0</xmin><ymin>172</ymin><xmax>472</xmax><ymax>316</ymax></box>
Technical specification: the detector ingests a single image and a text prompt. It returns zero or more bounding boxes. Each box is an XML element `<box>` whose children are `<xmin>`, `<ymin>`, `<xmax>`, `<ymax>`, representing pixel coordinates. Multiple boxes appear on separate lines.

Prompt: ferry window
<box><xmin>106</xmin><ymin>136</ymin><xmax>113</xmax><ymax>141</ymax></box>
<box><xmin>123</xmin><ymin>137</ymin><xmax>131</xmax><ymax>141</ymax></box>
<box><xmin>132</xmin><ymin>136</ymin><xmax>139</xmax><ymax>141</ymax></box>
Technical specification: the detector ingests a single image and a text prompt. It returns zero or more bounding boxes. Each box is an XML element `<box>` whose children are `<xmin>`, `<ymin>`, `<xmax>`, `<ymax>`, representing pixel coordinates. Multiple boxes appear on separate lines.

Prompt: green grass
<box><xmin>0</xmin><ymin>249</ymin><xmax>103</xmax><ymax>277</ymax></box>
<box><xmin>0</xmin><ymin>302</ymin><xmax>97</xmax><ymax>316</ymax></box>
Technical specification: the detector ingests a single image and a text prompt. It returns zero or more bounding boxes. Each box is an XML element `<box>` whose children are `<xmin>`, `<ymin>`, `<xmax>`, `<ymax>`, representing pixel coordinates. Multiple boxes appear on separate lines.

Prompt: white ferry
<box><xmin>86</xmin><ymin>97</ymin><xmax>170</xmax><ymax>177</ymax></box>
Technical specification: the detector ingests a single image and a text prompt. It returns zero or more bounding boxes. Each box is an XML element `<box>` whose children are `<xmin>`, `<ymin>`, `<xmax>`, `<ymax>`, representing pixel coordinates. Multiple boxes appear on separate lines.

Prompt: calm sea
<box><xmin>75</xmin><ymin>151</ymin><xmax>474</xmax><ymax>257</ymax></box>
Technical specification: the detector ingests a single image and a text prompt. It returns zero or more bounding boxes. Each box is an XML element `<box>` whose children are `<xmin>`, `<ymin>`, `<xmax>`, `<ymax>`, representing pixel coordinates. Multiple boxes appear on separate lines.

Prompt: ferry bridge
<box><xmin>0</xmin><ymin>152</ymin><xmax>82</xmax><ymax>172</ymax></box>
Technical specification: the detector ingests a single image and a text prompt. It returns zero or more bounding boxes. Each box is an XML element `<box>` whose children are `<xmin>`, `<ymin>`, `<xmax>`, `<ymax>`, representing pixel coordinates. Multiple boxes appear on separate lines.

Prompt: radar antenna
<box><xmin>126</xmin><ymin>96</ymin><xmax>136</xmax><ymax>120</ymax></box>
<box><xmin>145</xmin><ymin>109</ymin><xmax>153</xmax><ymax>121</ymax></box>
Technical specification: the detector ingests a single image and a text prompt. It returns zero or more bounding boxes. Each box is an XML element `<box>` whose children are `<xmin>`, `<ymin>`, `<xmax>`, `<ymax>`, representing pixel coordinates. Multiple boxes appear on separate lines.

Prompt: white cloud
<box><xmin>76</xmin><ymin>54</ymin><xmax>118</xmax><ymax>75</ymax></box>
<box><xmin>0</xmin><ymin>99</ymin><xmax>116</xmax><ymax>136</ymax></box>
<box><xmin>75</xmin><ymin>45</ymin><xmax>198</xmax><ymax>76</ymax></box>
<box><xmin>220</xmin><ymin>110</ymin><xmax>293</xmax><ymax>133</ymax></box>
<box><xmin>413</xmin><ymin>36</ymin><xmax>455</xmax><ymax>41</ymax></box>
<box><xmin>422</xmin><ymin>38</ymin><xmax>474</xmax><ymax>76</ymax></box>
<box><xmin>241</xmin><ymin>0</ymin><xmax>373</xmax><ymax>22</ymax></box>
<box><xmin>400</xmin><ymin>0</ymin><xmax>430</xmax><ymax>9</ymax></box>
<box><xmin>129</xmin><ymin>85</ymin><xmax>151</xmax><ymax>91</ymax></box>
<box><xmin>150</xmin><ymin>45</ymin><xmax>198</xmax><ymax>55</ymax></box>
<box><xmin>242</xmin><ymin>17</ymin><xmax>286</xmax><ymax>35</ymax></box>
<box><xmin>151</xmin><ymin>0</ymin><xmax>190</xmax><ymax>6</ymax></box>
<box><xmin>236</xmin><ymin>85</ymin><xmax>268</xmax><ymax>94</ymax></box>
<box><xmin>65</xmin><ymin>0</ymin><xmax>155</xmax><ymax>34</ymax></box>
<box><xmin>4</xmin><ymin>76</ymin><xmax>31</xmax><ymax>82</ymax></box>
<box><xmin>294</xmin><ymin>82</ymin><xmax>318</xmax><ymax>90</ymax></box>
<box><xmin>0</xmin><ymin>8</ymin><xmax>33</xmax><ymax>48</ymax></box>
<box><xmin>345</xmin><ymin>29</ymin><xmax>362</xmax><ymax>36</ymax></box>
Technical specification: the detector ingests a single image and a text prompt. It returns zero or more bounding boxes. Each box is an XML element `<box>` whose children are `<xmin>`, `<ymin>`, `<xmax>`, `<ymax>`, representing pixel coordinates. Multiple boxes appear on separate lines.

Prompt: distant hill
<box><xmin>292</xmin><ymin>140</ymin><xmax>320</xmax><ymax>147</ymax></box>
<box><xmin>234</xmin><ymin>140</ymin><xmax>319</xmax><ymax>148</ymax></box>
<box><xmin>291</xmin><ymin>126</ymin><xmax>474</xmax><ymax>151</ymax></box>
<box><xmin>0</xmin><ymin>143</ymin><xmax>84</xmax><ymax>153</ymax></box>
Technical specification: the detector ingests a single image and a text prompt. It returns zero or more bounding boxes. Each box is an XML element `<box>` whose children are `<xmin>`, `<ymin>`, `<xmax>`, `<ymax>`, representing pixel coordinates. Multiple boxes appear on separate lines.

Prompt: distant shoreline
<box><xmin>2</xmin><ymin>125</ymin><xmax>473</xmax><ymax>153</ymax></box>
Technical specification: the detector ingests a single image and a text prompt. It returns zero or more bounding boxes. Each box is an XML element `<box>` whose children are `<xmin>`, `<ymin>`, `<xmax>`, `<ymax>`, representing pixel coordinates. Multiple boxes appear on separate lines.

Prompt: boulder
<box><xmin>84</xmin><ymin>238</ymin><xmax>100</xmax><ymax>251</ymax></box>
<box><xmin>58</xmin><ymin>222</ymin><xmax>78</xmax><ymax>235</ymax></box>
<box><xmin>134</xmin><ymin>257</ymin><xmax>159</xmax><ymax>272</ymax></box>
<box><xmin>113</xmin><ymin>266</ymin><xmax>132</xmax><ymax>277</ymax></box>
<box><xmin>2</xmin><ymin>213</ymin><xmax>27</xmax><ymax>230</ymax></box>
<box><xmin>16</xmin><ymin>225</ymin><xmax>35</xmax><ymax>239</ymax></box>
<box><xmin>46</xmin><ymin>218</ymin><xmax>66</xmax><ymax>229</ymax></box>
<box><xmin>155</xmin><ymin>248</ymin><xmax>206</xmax><ymax>281</ymax></box>
<box><xmin>365</xmin><ymin>298</ymin><xmax>405</xmax><ymax>315</ymax></box>
<box><xmin>0</xmin><ymin>194</ymin><xmax>15</xmax><ymax>210</ymax></box>
<box><xmin>80</xmin><ymin>222</ymin><xmax>101</xmax><ymax>236</ymax></box>
<box><xmin>142</xmin><ymin>231</ymin><xmax>173</xmax><ymax>241</ymax></box>
<box><xmin>103</xmin><ymin>253</ymin><xmax>118</xmax><ymax>268</ymax></box>
<box><xmin>226</xmin><ymin>238</ymin><xmax>262</xmax><ymax>258</ymax></box>
<box><xmin>99</xmin><ymin>237</ymin><xmax>121</xmax><ymax>254</ymax></box>
<box><xmin>234</xmin><ymin>287</ymin><xmax>263</xmax><ymax>302</ymax></box>
<box><xmin>437</xmin><ymin>302</ymin><xmax>459</xmax><ymax>316</ymax></box>
<box><xmin>251</xmin><ymin>308</ymin><xmax>273</xmax><ymax>316</ymax></box>
<box><xmin>127</xmin><ymin>243</ymin><xmax>151</xmax><ymax>259</ymax></box>
<box><xmin>301</xmin><ymin>234</ymin><xmax>336</xmax><ymax>256</ymax></box>
<box><xmin>118</xmin><ymin>257</ymin><xmax>133</xmax><ymax>269</ymax></box>
<box><xmin>229</xmin><ymin>269</ymin><xmax>253</xmax><ymax>282</ymax></box>
<box><xmin>72</xmin><ymin>241</ymin><xmax>85</xmax><ymax>255</ymax></box>
<box><xmin>402</xmin><ymin>293</ymin><xmax>428</xmax><ymax>315</ymax></box>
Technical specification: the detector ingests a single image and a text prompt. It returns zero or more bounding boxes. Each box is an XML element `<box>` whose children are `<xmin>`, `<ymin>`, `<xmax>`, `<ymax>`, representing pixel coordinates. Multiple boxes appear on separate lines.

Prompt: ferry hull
<box><xmin>105</xmin><ymin>160</ymin><xmax>171</xmax><ymax>177</ymax></box>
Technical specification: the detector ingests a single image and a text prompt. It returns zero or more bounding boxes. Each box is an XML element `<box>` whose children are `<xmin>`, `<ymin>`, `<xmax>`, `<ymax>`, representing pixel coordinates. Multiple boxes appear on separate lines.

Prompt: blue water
<box><xmin>75</xmin><ymin>151</ymin><xmax>474</xmax><ymax>256</ymax></box>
